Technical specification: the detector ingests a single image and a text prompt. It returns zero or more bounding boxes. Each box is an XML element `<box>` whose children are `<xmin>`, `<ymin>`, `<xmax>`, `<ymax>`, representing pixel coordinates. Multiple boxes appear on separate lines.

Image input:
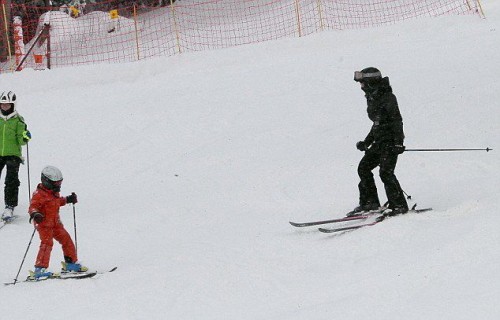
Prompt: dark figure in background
<box><xmin>350</xmin><ymin>67</ymin><xmax>408</xmax><ymax>216</ymax></box>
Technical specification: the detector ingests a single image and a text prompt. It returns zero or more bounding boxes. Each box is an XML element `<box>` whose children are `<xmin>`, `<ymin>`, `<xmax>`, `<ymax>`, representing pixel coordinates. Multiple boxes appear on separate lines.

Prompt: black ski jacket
<box><xmin>362</xmin><ymin>77</ymin><xmax>405</xmax><ymax>147</ymax></box>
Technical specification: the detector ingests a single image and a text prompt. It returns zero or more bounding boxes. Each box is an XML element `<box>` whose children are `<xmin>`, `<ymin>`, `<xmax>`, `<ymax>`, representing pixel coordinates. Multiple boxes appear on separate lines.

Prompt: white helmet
<box><xmin>0</xmin><ymin>91</ymin><xmax>17</xmax><ymax>116</ymax></box>
<box><xmin>41</xmin><ymin>166</ymin><xmax>63</xmax><ymax>192</ymax></box>
<box><xmin>0</xmin><ymin>91</ymin><xmax>17</xmax><ymax>106</ymax></box>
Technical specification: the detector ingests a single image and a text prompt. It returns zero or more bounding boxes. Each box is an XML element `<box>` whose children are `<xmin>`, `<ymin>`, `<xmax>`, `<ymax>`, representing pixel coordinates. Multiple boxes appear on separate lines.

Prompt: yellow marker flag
<box><xmin>70</xmin><ymin>6</ymin><xmax>80</xmax><ymax>17</ymax></box>
<box><xmin>109</xmin><ymin>9</ymin><xmax>119</xmax><ymax>20</ymax></box>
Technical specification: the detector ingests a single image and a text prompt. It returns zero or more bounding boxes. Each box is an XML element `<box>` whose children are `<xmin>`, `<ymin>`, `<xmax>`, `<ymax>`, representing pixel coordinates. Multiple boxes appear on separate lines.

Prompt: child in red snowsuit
<box><xmin>28</xmin><ymin>166</ymin><xmax>86</xmax><ymax>278</ymax></box>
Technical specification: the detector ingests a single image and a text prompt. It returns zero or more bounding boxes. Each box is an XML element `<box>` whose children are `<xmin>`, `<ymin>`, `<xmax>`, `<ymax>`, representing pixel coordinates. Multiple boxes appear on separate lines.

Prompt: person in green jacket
<box><xmin>0</xmin><ymin>91</ymin><xmax>31</xmax><ymax>222</ymax></box>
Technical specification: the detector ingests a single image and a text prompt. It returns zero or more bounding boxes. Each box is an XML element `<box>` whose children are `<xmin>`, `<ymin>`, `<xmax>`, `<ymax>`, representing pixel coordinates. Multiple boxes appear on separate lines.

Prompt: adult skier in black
<box><xmin>350</xmin><ymin>67</ymin><xmax>408</xmax><ymax>216</ymax></box>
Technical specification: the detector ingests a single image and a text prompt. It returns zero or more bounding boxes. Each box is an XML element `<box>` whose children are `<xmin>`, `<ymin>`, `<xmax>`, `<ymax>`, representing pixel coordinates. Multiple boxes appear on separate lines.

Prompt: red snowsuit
<box><xmin>29</xmin><ymin>183</ymin><xmax>77</xmax><ymax>268</ymax></box>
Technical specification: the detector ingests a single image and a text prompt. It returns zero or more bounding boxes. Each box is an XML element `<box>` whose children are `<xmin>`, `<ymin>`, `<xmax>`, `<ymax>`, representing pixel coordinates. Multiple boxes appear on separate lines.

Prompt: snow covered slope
<box><xmin>0</xmin><ymin>1</ymin><xmax>498</xmax><ymax>319</ymax></box>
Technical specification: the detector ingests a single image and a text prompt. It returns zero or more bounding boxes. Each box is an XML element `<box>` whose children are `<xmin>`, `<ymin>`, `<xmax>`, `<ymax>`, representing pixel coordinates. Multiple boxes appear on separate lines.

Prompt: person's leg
<box><xmin>357</xmin><ymin>149</ymin><xmax>382</xmax><ymax>208</ymax></box>
<box><xmin>4</xmin><ymin>157</ymin><xmax>21</xmax><ymax>208</ymax></box>
<box><xmin>53</xmin><ymin>224</ymin><xmax>78</xmax><ymax>264</ymax></box>
<box><xmin>35</xmin><ymin>226</ymin><xmax>54</xmax><ymax>268</ymax></box>
<box><xmin>379</xmin><ymin>150</ymin><xmax>408</xmax><ymax>212</ymax></box>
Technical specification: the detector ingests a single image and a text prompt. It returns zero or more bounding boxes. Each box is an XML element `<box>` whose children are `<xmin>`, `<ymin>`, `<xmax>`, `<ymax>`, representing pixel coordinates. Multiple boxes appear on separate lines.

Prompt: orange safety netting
<box><xmin>0</xmin><ymin>0</ymin><xmax>484</xmax><ymax>72</ymax></box>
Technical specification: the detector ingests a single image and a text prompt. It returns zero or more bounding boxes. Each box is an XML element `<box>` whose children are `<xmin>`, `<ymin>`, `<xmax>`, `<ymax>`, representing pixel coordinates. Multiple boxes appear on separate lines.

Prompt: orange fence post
<box><xmin>1</xmin><ymin>2</ymin><xmax>13</xmax><ymax>69</ymax></box>
<box><xmin>294</xmin><ymin>0</ymin><xmax>302</xmax><ymax>37</ymax></box>
<box><xmin>476</xmin><ymin>0</ymin><xmax>485</xmax><ymax>17</ymax></box>
<box><xmin>170</xmin><ymin>0</ymin><xmax>181</xmax><ymax>54</ymax></box>
<box><xmin>316</xmin><ymin>0</ymin><xmax>325</xmax><ymax>32</ymax></box>
<box><xmin>133</xmin><ymin>4</ymin><xmax>140</xmax><ymax>60</ymax></box>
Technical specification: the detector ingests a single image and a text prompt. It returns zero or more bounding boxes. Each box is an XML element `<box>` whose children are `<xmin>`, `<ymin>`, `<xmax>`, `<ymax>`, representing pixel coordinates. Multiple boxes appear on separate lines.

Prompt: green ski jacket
<box><xmin>0</xmin><ymin>114</ymin><xmax>28</xmax><ymax>158</ymax></box>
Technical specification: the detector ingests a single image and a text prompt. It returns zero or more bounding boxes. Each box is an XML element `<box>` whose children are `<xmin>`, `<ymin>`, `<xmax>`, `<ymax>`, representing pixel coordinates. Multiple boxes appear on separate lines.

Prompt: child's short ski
<box><xmin>4</xmin><ymin>271</ymin><xmax>97</xmax><ymax>285</ymax></box>
<box><xmin>26</xmin><ymin>271</ymin><xmax>97</xmax><ymax>282</ymax></box>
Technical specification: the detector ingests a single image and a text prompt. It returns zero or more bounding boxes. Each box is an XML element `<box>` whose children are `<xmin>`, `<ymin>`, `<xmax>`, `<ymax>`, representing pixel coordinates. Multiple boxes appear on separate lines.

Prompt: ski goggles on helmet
<box><xmin>53</xmin><ymin>180</ymin><xmax>63</xmax><ymax>187</ymax></box>
<box><xmin>354</xmin><ymin>70</ymin><xmax>382</xmax><ymax>82</ymax></box>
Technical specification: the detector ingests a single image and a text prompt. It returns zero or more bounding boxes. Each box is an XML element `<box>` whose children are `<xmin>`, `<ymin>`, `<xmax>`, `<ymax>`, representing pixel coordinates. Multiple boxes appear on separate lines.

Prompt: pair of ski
<box><xmin>4</xmin><ymin>267</ymin><xmax>118</xmax><ymax>285</ymax></box>
<box><xmin>290</xmin><ymin>206</ymin><xmax>432</xmax><ymax>233</ymax></box>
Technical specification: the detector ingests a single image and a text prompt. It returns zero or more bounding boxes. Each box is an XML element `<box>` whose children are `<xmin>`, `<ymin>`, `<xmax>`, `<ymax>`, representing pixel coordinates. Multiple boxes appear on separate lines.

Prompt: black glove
<box><xmin>393</xmin><ymin>144</ymin><xmax>406</xmax><ymax>154</ymax></box>
<box><xmin>29</xmin><ymin>212</ymin><xmax>44</xmax><ymax>224</ymax></box>
<box><xmin>66</xmin><ymin>192</ymin><xmax>78</xmax><ymax>204</ymax></box>
<box><xmin>356</xmin><ymin>141</ymin><xmax>368</xmax><ymax>151</ymax></box>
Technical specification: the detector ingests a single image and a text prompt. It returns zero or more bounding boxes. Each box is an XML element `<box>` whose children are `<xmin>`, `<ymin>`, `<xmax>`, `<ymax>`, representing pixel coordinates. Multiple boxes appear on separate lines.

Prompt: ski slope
<box><xmin>0</xmin><ymin>1</ymin><xmax>499</xmax><ymax>319</ymax></box>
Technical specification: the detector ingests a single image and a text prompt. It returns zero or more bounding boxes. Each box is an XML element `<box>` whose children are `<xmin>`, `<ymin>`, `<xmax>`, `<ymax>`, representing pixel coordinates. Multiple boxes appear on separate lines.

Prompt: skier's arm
<box><xmin>364</xmin><ymin>127</ymin><xmax>375</xmax><ymax>146</ymax></box>
<box><xmin>28</xmin><ymin>193</ymin><xmax>44</xmax><ymax>223</ymax></box>
<box><xmin>383</xmin><ymin>94</ymin><xmax>405</xmax><ymax>144</ymax></box>
<box><xmin>59</xmin><ymin>196</ymin><xmax>68</xmax><ymax>206</ymax></box>
<box><xmin>16</xmin><ymin>119</ymin><xmax>30</xmax><ymax>146</ymax></box>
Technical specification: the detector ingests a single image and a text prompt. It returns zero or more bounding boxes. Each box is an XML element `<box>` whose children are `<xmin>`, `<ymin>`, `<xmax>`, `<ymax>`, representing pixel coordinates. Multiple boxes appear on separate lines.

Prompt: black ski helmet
<box><xmin>354</xmin><ymin>67</ymin><xmax>382</xmax><ymax>83</ymax></box>
<box><xmin>41</xmin><ymin>166</ymin><xmax>63</xmax><ymax>192</ymax></box>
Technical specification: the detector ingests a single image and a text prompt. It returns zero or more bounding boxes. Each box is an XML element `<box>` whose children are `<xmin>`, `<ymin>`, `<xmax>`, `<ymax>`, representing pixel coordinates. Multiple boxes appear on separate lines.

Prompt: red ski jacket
<box><xmin>29</xmin><ymin>183</ymin><xmax>68</xmax><ymax>228</ymax></box>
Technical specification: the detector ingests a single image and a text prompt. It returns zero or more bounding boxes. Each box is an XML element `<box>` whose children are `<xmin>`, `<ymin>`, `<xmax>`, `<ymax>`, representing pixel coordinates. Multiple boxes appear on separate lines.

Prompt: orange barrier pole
<box><xmin>1</xmin><ymin>3</ymin><xmax>13</xmax><ymax>70</ymax></box>
<box><xmin>476</xmin><ymin>0</ymin><xmax>485</xmax><ymax>17</ymax></box>
<box><xmin>133</xmin><ymin>4</ymin><xmax>140</xmax><ymax>60</ymax></box>
<box><xmin>170</xmin><ymin>0</ymin><xmax>181</xmax><ymax>54</ymax></box>
<box><xmin>294</xmin><ymin>0</ymin><xmax>302</xmax><ymax>37</ymax></box>
<box><xmin>316</xmin><ymin>0</ymin><xmax>324</xmax><ymax>31</ymax></box>
<box><xmin>13</xmin><ymin>16</ymin><xmax>24</xmax><ymax>70</ymax></box>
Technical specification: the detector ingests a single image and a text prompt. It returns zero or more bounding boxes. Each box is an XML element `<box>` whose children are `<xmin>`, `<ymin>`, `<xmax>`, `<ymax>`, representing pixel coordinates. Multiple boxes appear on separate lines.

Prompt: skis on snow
<box><xmin>4</xmin><ymin>267</ymin><xmax>118</xmax><ymax>286</ymax></box>
<box><xmin>29</xmin><ymin>271</ymin><xmax>98</xmax><ymax>282</ymax></box>
<box><xmin>290</xmin><ymin>205</ymin><xmax>432</xmax><ymax>234</ymax></box>
<box><xmin>317</xmin><ymin>207</ymin><xmax>432</xmax><ymax>233</ymax></box>
<box><xmin>289</xmin><ymin>209</ymin><xmax>385</xmax><ymax>227</ymax></box>
<box><xmin>289</xmin><ymin>213</ymin><xmax>376</xmax><ymax>227</ymax></box>
<box><xmin>318</xmin><ymin>215</ymin><xmax>386</xmax><ymax>233</ymax></box>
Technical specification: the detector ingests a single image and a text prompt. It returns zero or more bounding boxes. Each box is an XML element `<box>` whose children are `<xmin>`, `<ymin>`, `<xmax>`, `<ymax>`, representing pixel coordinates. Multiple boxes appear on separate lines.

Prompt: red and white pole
<box><xmin>13</xmin><ymin>16</ymin><xmax>25</xmax><ymax>71</ymax></box>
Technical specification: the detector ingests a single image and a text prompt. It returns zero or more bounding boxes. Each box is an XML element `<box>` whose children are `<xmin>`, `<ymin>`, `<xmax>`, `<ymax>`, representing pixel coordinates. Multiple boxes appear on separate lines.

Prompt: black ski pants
<box><xmin>357</xmin><ymin>144</ymin><xmax>408</xmax><ymax>210</ymax></box>
<box><xmin>0</xmin><ymin>156</ymin><xmax>21</xmax><ymax>207</ymax></box>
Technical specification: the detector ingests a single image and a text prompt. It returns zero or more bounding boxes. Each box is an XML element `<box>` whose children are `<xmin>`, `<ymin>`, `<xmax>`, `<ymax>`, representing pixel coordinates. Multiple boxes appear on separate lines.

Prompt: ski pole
<box><xmin>10</xmin><ymin>226</ymin><xmax>37</xmax><ymax>285</ymax></box>
<box><xmin>402</xmin><ymin>189</ymin><xmax>412</xmax><ymax>200</ymax></box>
<box><xmin>26</xmin><ymin>142</ymin><xmax>31</xmax><ymax>203</ymax></box>
<box><xmin>405</xmin><ymin>147</ymin><xmax>492</xmax><ymax>152</ymax></box>
<box><xmin>73</xmin><ymin>205</ymin><xmax>78</xmax><ymax>255</ymax></box>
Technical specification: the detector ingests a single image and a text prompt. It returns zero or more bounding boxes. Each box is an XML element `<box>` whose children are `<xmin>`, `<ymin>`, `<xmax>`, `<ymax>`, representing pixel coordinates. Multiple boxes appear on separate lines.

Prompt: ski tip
<box><xmin>108</xmin><ymin>267</ymin><xmax>118</xmax><ymax>272</ymax></box>
<box><xmin>414</xmin><ymin>208</ymin><xmax>433</xmax><ymax>213</ymax></box>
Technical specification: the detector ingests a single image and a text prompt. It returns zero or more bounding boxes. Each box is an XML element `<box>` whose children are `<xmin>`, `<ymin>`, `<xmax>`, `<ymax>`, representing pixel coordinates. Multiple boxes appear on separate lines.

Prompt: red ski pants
<box><xmin>35</xmin><ymin>224</ymin><xmax>77</xmax><ymax>268</ymax></box>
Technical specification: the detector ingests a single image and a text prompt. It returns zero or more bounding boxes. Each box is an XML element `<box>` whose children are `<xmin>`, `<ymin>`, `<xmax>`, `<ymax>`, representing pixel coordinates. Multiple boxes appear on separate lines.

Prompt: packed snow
<box><xmin>0</xmin><ymin>1</ymin><xmax>499</xmax><ymax>319</ymax></box>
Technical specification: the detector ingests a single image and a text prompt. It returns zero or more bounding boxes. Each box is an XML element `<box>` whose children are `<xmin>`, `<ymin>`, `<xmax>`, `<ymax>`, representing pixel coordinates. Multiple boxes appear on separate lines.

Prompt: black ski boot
<box><xmin>346</xmin><ymin>203</ymin><xmax>380</xmax><ymax>217</ymax></box>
